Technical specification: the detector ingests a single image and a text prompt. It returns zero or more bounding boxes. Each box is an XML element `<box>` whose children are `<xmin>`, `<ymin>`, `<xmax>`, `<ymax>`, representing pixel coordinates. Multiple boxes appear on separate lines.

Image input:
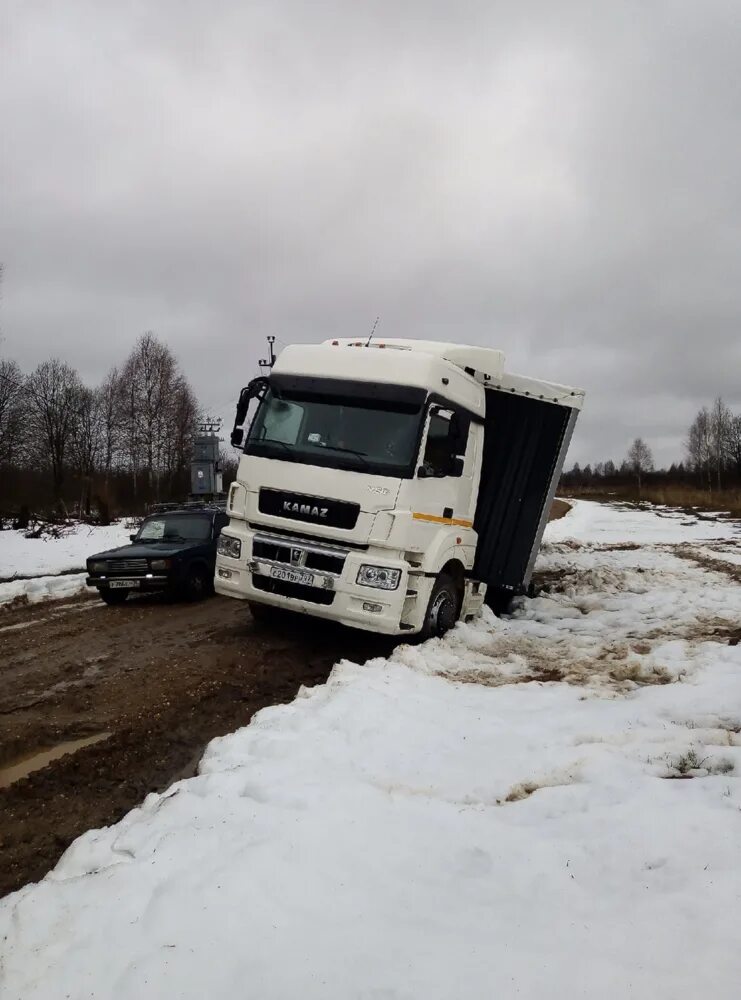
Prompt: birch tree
<box><xmin>626</xmin><ymin>437</ymin><xmax>653</xmax><ymax>494</ymax></box>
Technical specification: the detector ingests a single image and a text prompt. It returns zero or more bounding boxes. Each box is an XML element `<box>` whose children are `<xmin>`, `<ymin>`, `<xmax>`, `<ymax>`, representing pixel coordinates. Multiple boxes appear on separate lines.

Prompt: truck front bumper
<box><xmin>214</xmin><ymin>536</ymin><xmax>419</xmax><ymax>635</ymax></box>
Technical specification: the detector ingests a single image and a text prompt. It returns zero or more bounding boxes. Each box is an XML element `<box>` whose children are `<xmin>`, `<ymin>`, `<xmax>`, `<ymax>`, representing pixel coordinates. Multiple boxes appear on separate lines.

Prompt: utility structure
<box><xmin>191</xmin><ymin>417</ymin><xmax>224</xmax><ymax>499</ymax></box>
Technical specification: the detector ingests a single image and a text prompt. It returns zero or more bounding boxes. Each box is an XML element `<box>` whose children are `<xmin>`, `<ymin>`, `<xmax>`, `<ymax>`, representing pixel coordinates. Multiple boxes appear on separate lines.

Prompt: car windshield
<box><xmin>137</xmin><ymin>515</ymin><xmax>211</xmax><ymax>542</ymax></box>
<box><xmin>245</xmin><ymin>388</ymin><xmax>423</xmax><ymax>475</ymax></box>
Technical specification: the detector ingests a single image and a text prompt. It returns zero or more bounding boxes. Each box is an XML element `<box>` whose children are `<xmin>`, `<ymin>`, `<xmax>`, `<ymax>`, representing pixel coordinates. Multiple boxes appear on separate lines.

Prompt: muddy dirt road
<box><xmin>0</xmin><ymin>593</ymin><xmax>394</xmax><ymax>897</ymax></box>
<box><xmin>0</xmin><ymin>501</ymin><xmax>571</xmax><ymax>898</ymax></box>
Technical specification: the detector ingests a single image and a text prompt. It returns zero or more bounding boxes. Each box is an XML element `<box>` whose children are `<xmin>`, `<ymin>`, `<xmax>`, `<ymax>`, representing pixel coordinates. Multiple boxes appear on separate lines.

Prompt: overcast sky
<box><xmin>2</xmin><ymin>0</ymin><xmax>740</xmax><ymax>467</ymax></box>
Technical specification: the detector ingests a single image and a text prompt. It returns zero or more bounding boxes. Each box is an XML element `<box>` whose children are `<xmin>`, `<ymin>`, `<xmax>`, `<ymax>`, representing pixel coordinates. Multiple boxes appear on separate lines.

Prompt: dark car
<box><xmin>86</xmin><ymin>506</ymin><xmax>229</xmax><ymax>605</ymax></box>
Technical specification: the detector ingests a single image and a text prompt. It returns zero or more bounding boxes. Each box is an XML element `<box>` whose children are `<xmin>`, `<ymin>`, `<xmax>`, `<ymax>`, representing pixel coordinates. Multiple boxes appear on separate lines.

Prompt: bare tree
<box><xmin>26</xmin><ymin>359</ymin><xmax>83</xmax><ymax>500</ymax></box>
<box><xmin>118</xmin><ymin>333</ymin><xmax>198</xmax><ymax>502</ymax></box>
<box><xmin>164</xmin><ymin>375</ymin><xmax>198</xmax><ymax>489</ymax></box>
<box><xmin>727</xmin><ymin>413</ymin><xmax>741</xmax><ymax>480</ymax></box>
<box><xmin>710</xmin><ymin>397</ymin><xmax>733</xmax><ymax>491</ymax></box>
<box><xmin>98</xmin><ymin>367</ymin><xmax>120</xmax><ymax>488</ymax></box>
<box><xmin>626</xmin><ymin>437</ymin><xmax>653</xmax><ymax>494</ymax></box>
<box><xmin>0</xmin><ymin>358</ymin><xmax>25</xmax><ymax>468</ymax></box>
<box><xmin>686</xmin><ymin>407</ymin><xmax>713</xmax><ymax>490</ymax></box>
<box><xmin>70</xmin><ymin>386</ymin><xmax>104</xmax><ymax>514</ymax></box>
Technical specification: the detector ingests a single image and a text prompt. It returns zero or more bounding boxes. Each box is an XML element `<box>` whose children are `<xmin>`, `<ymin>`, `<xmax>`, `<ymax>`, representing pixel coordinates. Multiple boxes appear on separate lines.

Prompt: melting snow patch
<box><xmin>1</xmin><ymin>500</ymin><xmax>741</xmax><ymax>999</ymax></box>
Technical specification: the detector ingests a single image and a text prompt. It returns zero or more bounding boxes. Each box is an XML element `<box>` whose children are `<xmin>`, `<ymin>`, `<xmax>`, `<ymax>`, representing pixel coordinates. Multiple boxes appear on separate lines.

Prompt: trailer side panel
<box><xmin>473</xmin><ymin>389</ymin><xmax>575</xmax><ymax>600</ymax></box>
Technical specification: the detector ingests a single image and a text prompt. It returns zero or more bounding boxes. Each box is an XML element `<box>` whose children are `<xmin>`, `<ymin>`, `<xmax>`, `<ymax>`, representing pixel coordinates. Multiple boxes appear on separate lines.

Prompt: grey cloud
<box><xmin>2</xmin><ymin>0</ymin><xmax>740</xmax><ymax>467</ymax></box>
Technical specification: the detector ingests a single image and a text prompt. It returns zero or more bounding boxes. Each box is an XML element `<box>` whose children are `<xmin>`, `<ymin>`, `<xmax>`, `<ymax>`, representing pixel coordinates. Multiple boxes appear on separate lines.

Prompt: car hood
<box><xmin>88</xmin><ymin>543</ymin><xmax>191</xmax><ymax>561</ymax></box>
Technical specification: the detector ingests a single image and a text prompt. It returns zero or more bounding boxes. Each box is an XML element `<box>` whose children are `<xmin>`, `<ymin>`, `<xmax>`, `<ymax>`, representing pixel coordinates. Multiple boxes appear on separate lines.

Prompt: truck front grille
<box><xmin>253</xmin><ymin>536</ymin><xmax>347</xmax><ymax>576</ymax></box>
<box><xmin>107</xmin><ymin>559</ymin><xmax>148</xmax><ymax>574</ymax></box>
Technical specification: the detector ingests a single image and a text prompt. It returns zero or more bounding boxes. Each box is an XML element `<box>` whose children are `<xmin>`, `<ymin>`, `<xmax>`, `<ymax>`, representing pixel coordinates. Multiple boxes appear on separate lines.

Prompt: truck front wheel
<box><xmin>420</xmin><ymin>573</ymin><xmax>460</xmax><ymax>641</ymax></box>
<box><xmin>248</xmin><ymin>601</ymin><xmax>288</xmax><ymax>629</ymax></box>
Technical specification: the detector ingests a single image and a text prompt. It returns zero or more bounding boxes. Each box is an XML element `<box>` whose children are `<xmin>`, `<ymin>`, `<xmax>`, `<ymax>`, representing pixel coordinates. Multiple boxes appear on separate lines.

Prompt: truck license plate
<box><xmin>269</xmin><ymin>566</ymin><xmax>314</xmax><ymax>586</ymax></box>
<box><xmin>109</xmin><ymin>579</ymin><xmax>140</xmax><ymax>589</ymax></box>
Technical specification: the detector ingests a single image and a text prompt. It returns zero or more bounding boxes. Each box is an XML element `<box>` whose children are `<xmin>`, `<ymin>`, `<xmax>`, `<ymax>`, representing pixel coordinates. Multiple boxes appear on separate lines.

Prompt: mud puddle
<box><xmin>0</xmin><ymin>733</ymin><xmax>111</xmax><ymax>789</ymax></box>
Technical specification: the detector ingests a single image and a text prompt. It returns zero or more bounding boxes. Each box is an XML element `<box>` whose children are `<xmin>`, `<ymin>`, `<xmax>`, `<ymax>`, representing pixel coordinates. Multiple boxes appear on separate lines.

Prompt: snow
<box><xmin>0</xmin><ymin>522</ymin><xmax>130</xmax><ymax>606</ymax></box>
<box><xmin>2</xmin><ymin>500</ymin><xmax>741</xmax><ymax>998</ymax></box>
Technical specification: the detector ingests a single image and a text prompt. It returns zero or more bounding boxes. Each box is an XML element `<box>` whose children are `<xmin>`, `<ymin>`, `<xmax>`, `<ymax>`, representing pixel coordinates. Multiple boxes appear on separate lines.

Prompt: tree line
<box><xmin>0</xmin><ymin>333</ymin><xmax>200</xmax><ymax>518</ymax></box>
<box><xmin>561</xmin><ymin>397</ymin><xmax>741</xmax><ymax>496</ymax></box>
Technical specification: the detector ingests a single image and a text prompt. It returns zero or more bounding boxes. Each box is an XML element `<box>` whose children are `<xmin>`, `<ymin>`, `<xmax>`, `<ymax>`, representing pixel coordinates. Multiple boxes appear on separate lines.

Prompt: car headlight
<box><xmin>356</xmin><ymin>565</ymin><xmax>401</xmax><ymax>590</ymax></box>
<box><xmin>150</xmin><ymin>559</ymin><xmax>171</xmax><ymax>571</ymax></box>
<box><xmin>88</xmin><ymin>560</ymin><xmax>106</xmax><ymax>573</ymax></box>
<box><xmin>218</xmin><ymin>535</ymin><xmax>242</xmax><ymax>559</ymax></box>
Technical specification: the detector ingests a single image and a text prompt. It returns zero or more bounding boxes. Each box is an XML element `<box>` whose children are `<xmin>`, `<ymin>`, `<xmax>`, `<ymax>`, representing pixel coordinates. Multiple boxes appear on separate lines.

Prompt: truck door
<box><xmin>412</xmin><ymin>406</ymin><xmax>474</xmax><ymax>525</ymax></box>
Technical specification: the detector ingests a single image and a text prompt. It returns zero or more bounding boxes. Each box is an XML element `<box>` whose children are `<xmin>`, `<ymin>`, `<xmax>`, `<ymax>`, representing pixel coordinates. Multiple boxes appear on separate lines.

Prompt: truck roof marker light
<box><xmin>331</xmin><ymin>340</ymin><xmax>339</xmax><ymax>345</ymax></box>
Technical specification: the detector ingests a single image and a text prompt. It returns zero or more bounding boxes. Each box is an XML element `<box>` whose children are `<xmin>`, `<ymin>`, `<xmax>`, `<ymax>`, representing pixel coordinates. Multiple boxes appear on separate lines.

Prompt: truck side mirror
<box><xmin>230</xmin><ymin>377</ymin><xmax>269</xmax><ymax>450</ymax></box>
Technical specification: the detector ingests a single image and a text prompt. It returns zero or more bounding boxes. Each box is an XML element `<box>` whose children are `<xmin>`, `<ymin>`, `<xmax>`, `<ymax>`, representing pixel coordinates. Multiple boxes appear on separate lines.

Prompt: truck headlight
<box><xmin>150</xmin><ymin>559</ymin><xmax>171</xmax><ymax>571</ymax></box>
<box><xmin>218</xmin><ymin>535</ymin><xmax>242</xmax><ymax>559</ymax></box>
<box><xmin>356</xmin><ymin>565</ymin><xmax>401</xmax><ymax>590</ymax></box>
<box><xmin>88</xmin><ymin>560</ymin><xmax>106</xmax><ymax>573</ymax></box>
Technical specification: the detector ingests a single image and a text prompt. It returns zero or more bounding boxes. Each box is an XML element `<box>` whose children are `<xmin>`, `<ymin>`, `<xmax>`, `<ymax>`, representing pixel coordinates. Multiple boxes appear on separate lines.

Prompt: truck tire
<box><xmin>100</xmin><ymin>588</ymin><xmax>128</xmax><ymax>606</ymax></box>
<box><xmin>420</xmin><ymin>573</ymin><xmax>460</xmax><ymax>641</ymax></box>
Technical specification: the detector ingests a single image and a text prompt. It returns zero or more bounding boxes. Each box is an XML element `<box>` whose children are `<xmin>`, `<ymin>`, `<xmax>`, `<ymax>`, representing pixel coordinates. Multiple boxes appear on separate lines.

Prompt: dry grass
<box><xmin>565</xmin><ymin>485</ymin><xmax>741</xmax><ymax>517</ymax></box>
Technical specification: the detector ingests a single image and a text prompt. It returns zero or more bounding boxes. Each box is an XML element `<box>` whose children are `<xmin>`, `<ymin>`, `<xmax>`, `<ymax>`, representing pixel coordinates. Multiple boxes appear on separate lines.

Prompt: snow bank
<box><xmin>548</xmin><ymin>497</ymin><xmax>740</xmax><ymax>545</ymax></box>
<box><xmin>0</xmin><ymin>572</ymin><xmax>90</xmax><ymax>607</ymax></box>
<box><xmin>2</xmin><ymin>500</ymin><xmax>741</xmax><ymax>999</ymax></box>
<box><xmin>0</xmin><ymin>522</ymin><xmax>130</xmax><ymax>606</ymax></box>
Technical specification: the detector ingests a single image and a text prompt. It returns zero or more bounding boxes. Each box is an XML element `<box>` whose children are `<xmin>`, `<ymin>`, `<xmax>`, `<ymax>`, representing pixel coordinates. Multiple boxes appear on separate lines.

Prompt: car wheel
<box><xmin>419</xmin><ymin>573</ymin><xmax>460</xmax><ymax>641</ymax></box>
<box><xmin>100</xmin><ymin>588</ymin><xmax>128</xmax><ymax>606</ymax></box>
<box><xmin>184</xmin><ymin>566</ymin><xmax>209</xmax><ymax>602</ymax></box>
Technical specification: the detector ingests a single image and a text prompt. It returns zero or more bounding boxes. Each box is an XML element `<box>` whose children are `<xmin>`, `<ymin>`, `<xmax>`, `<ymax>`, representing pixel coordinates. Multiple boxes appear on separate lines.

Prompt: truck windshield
<box><xmin>138</xmin><ymin>515</ymin><xmax>212</xmax><ymax>542</ymax></box>
<box><xmin>245</xmin><ymin>388</ymin><xmax>422</xmax><ymax>476</ymax></box>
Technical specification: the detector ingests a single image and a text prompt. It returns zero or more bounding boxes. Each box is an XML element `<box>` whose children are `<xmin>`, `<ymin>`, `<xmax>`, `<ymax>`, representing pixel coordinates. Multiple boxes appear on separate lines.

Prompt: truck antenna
<box><xmin>366</xmin><ymin>316</ymin><xmax>380</xmax><ymax>347</ymax></box>
<box><xmin>258</xmin><ymin>335</ymin><xmax>277</xmax><ymax>372</ymax></box>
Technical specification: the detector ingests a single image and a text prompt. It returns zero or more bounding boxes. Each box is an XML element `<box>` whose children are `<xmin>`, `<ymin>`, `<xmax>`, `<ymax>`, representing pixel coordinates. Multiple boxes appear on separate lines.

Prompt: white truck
<box><xmin>215</xmin><ymin>339</ymin><xmax>584</xmax><ymax>638</ymax></box>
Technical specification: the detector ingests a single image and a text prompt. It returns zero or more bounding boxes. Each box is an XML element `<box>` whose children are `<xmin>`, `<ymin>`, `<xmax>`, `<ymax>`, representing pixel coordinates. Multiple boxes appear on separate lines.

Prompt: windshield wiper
<box><xmin>258</xmin><ymin>438</ymin><xmax>297</xmax><ymax>461</ymax></box>
<box><xmin>319</xmin><ymin>444</ymin><xmax>370</xmax><ymax>468</ymax></box>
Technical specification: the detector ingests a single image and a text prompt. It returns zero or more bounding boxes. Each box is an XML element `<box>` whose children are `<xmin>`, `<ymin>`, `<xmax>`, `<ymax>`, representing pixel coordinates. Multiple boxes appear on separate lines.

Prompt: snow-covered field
<box><xmin>0</xmin><ymin>522</ymin><xmax>130</xmax><ymax>605</ymax></box>
<box><xmin>2</xmin><ymin>501</ymin><xmax>741</xmax><ymax>999</ymax></box>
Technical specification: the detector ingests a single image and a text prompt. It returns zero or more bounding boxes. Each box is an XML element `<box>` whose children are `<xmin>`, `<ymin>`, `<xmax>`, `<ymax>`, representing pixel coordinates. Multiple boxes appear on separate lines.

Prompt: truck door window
<box><xmin>421</xmin><ymin>408</ymin><xmax>468</xmax><ymax>478</ymax></box>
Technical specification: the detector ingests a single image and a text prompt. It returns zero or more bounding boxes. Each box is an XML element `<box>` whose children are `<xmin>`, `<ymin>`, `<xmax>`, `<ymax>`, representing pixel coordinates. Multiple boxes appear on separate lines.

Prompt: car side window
<box><xmin>421</xmin><ymin>408</ymin><xmax>469</xmax><ymax>478</ymax></box>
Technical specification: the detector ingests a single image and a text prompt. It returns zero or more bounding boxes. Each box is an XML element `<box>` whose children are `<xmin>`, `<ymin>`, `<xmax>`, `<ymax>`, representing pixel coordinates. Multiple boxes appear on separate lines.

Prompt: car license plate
<box><xmin>269</xmin><ymin>565</ymin><xmax>314</xmax><ymax>586</ymax></box>
<box><xmin>109</xmin><ymin>579</ymin><xmax>140</xmax><ymax>589</ymax></box>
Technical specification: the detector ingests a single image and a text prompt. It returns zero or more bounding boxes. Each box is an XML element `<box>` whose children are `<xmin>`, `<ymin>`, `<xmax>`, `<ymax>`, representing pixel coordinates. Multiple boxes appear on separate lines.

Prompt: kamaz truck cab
<box><xmin>215</xmin><ymin>339</ymin><xmax>584</xmax><ymax>638</ymax></box>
